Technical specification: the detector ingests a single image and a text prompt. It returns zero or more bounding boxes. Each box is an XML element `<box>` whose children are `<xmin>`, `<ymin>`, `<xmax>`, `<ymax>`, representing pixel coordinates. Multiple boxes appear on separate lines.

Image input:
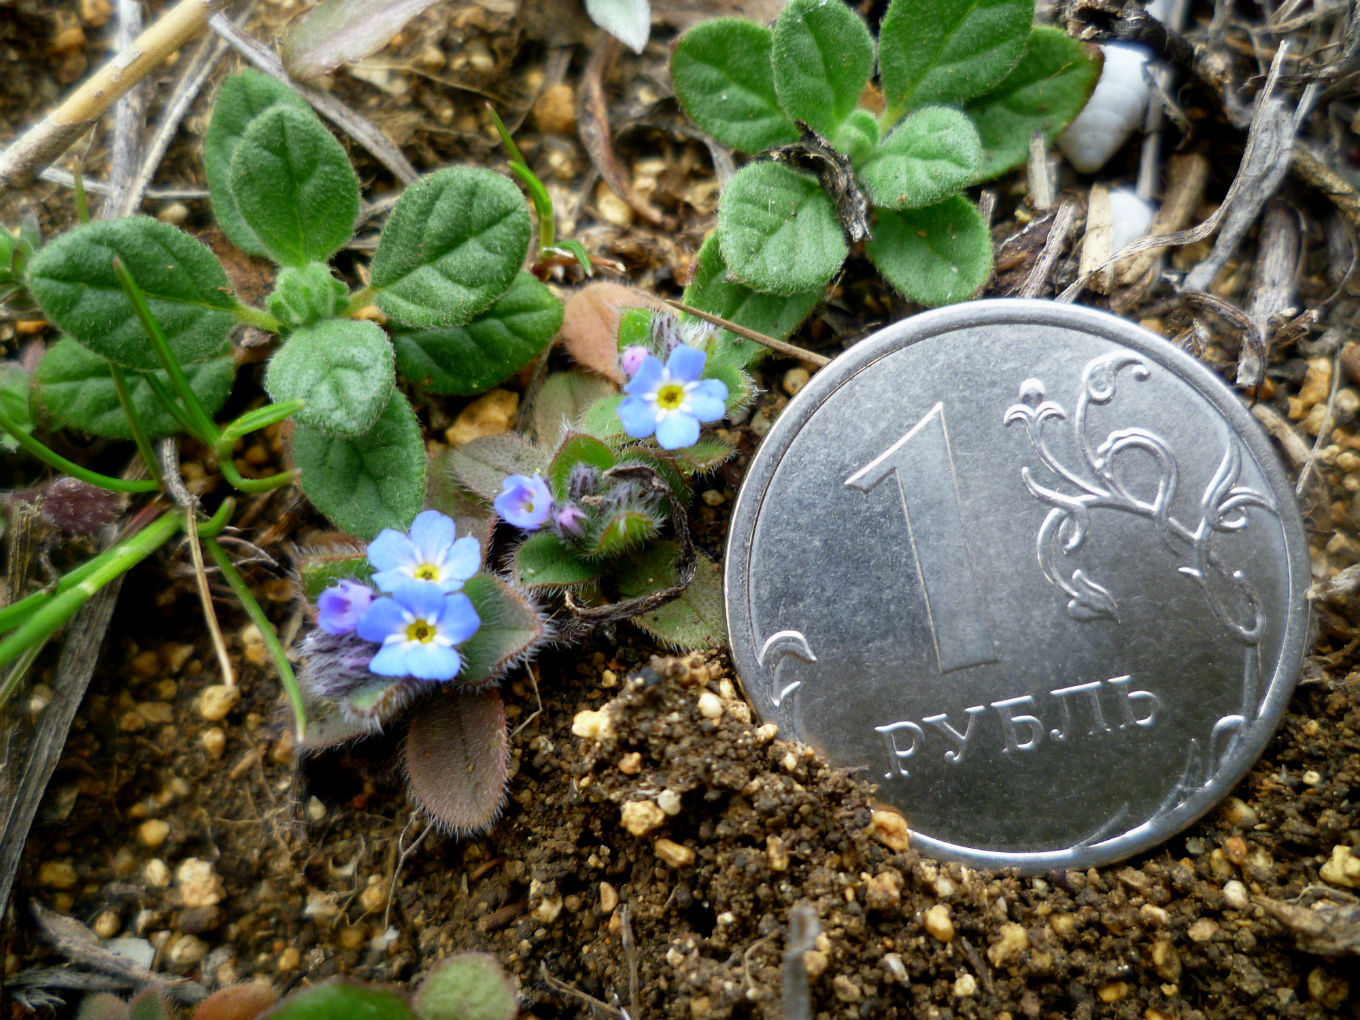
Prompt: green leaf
<box><xmin>293</xmin><ymin>391</ymin><xmax>425</xmax><ymax>540</ymax></box>
<box><xmin>514</xmin><ymin>529</ymin><xmax>602</xmax><ymax>588</ymax></box>
<box><xmin>866</xmin><ymin>196</ymin><xmax>992</xmax><ymax>307</ymax></box>
<box><xmin>590</xmin><ymin>510</ymin><xmax>658</xmax><ymax>558</ymax></box>
<box><xmin>414</xmin><ymin>953</ymin><xmax>518</xmax><ymax>1020</ymax></box>
<box><xmin>580</xmin><ymin>394</ymin><xmax>626</xmax><ymax>444</ymax></box>
<box><xmin>34</xmin><ymin>337</ymin><xmax>234</xmax><ymax>440</ymax></box>
<box><xmin>298</xmin><ymin>698</ymin><xmax>382</xmax><ymax>751</ymax></box>
<box><xmin>879</xmin><ymin>0</ymin><xmax>1035</xmax><ymax>116</ymax></box>
<box><xmin>229</xmin><ymin>104</ymin><xmax>359</xmax><ymax>267</ymax></box>
<box><xmin>391</xmin><ymin>272</ymin><xmax>561</xmax><ymax>395</ymax></box>
<box><xmin>696</xmin><ymin>356</ymin><xmax>752</xmax><ymax>416</ymax></box>
<box><xmin>266</xmin><ymin>318</ymin><xmax>394</xmax><ymax>437</ymax></box>
<box><xmin>717</xmin><ymin>162</ymin><xmax>845</xmax><ymax>295</ymax></box>
<box><xmin>260</xmin><ymin>979</ymin><xmax>416</xmax><ymax>1020</ymax></box>
<box><xmin>267</xmin><ymin>262</ymin><xmax>349</xmax><ymax>328</ymax></box>
<box><xmin>458</xmin><ymin>573</ymin><xmax>549</xmax><ymax>686</ymax></box>
<box><xmin>342</xmin><ymin>672</ymin><xmax>424</xmax><ymax>723</ymax></box>
<box><xmin>682</xmin><ymin>232</ymin><xmax>820</xmax><ymax>369</ymax></box>
<box><xmin>835</xmin><ymin>108</ymin><xmax>880</xmax><ymax>167</ymax></box>
<box><xmin>445</xmin><ymin>432</ymin><xmax>546</xmax><ymax>502</ymax></box>
<box><xmin>204</xmin><ymin>70</ymin><xmax>312</xmax><ymax>258</ymax></box>
<box><xmin>859</xmin><ymin>106</ymin><xmax>982</xmax><ymax>210</ymax></box>
<box><xmin>26</xmin><ymin>217</ymin><xmax>236</xmax><ymax>371</ymax></box>
<box><xmin>616</xmin><ymin>307</ymin><xmax>653</xmax><ymax>350</ymax></box>
<box><xmin>546</xmin><ymin>433</ymin><xmax>615</xmax><ymax>500</ymax></box>
<box><xmin>965</xmin><ymin>25</ymin><xmax>1103</xmax><ymax>181</ymax></box>
<box><xmin>371</xmin><ymin>167</ymin><xmax>531</xmax><ymax>329</ymax></box>
<box><xmin>670</xmin><ymin>20</ymin><xmax>799</xmax><ymax>153</ymax></box>
<box><xmin>0</xmin><ymin>362</ymin><xmax>34</xmax><ymax>453</ymax></box>
<box><xmin>532</xmin><ymin>370</ymin><xmax>617</xmax><ymax>448</ymax></box>
<box><xmin>616</xmin><ymin>543</ymin><xmax>727</xmax><ymax>649</ymax></box>
<box><xmin>676</xmin><ymin>438</ymin><xmax>735</xmax><ymax>473</ymax></box>
<box><xmin>771</xmin><ymin>0</ymin><xmax>874</xmax><ymax>139</ymax></box>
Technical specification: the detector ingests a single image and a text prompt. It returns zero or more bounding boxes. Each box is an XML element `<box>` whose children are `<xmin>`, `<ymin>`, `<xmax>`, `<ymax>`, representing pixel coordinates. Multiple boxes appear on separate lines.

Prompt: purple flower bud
<box><xmin>552</xmin><ymin>503</ymin><xmax>588</xmax><ymax>538</ymax></box>
<box><xmin>567</xmin><ymin>462</ymin><xmax>601</xmax><ymax>500</ymax></box>
<box><xmin>316</xmin><ymin>579</ymin><xmax>374</xmax><ymax>635</ymax></box>
<box><xmin>620</xmin><ymin>345</ymin><xmax>650</xmax><ymax>379</ymax></box>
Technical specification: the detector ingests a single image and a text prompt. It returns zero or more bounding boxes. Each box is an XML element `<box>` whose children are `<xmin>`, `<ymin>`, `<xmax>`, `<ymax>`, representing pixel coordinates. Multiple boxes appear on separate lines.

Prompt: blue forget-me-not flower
<box><xmin>495</xmin><ymin>472</ymin><xmax>553</xmax><ymax>530</ymax></box>
<box><xmin>618</xmin><ymin>343</ymin><xmax>727</xmax><ymax>450</ymax></box>
<box><xmin>357</xmin><ymin>580</ymin><xmax>481</xmax><ymax>680</ymax></box>
<box><xmin>367</xmin><ymin>509</ymin><xmax>479</xmax><ymax>593</ymax></box>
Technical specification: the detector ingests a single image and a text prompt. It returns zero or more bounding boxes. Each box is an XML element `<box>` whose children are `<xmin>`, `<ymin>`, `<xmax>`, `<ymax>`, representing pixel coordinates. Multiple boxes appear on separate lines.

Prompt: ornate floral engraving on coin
<box><xmin>725</xmin><ymin>301</ymin><xmax>1309</xmax><ymax>872</ymax></box>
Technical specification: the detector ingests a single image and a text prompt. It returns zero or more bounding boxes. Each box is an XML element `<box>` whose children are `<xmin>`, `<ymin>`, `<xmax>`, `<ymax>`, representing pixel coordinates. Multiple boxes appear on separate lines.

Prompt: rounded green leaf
<box><xmin>35</xmin><ymin>337</ymin><xmax>234</xmax><ymax>440</ymax></box>
<box><xmin>671</xmin><ymin>19</ymin><xmax>799</xmax><ymax>154</ymax></box>
<box><xmin>259</xmin><ymin>979</ymin><xmax>416</xmax><ymax>1020</ymax></box>
<box><xmin>859</xmin><ymin>105</ymin><xmax>982</xmax><ymax>210</ymax></box>
<box><xmin>205</xmin><ymin>69</ymin><xmax>312</xmax><ymax>258</ymax></box>
<box><xmin>229</xmin><ymin>104</ymin><xmax>360</xmax><ymax>267</ymax></box>
<box><xmin>717</xmin><ymin>162</ymin><xmax>845</xmax><ymax>296</ymax></box>
<box><xmin>391</xmin><ymin>272</ymin><xmax>562</xmax><ymax>395</ymax></box>
<box><xmin>834</xmin><ymin>109</ymin><xmax>881</xmax><ymax>167</ymax></box>
<box><xmin>458</xmin><ymin>574</ymin><xmax>550</xmax><ymax>687</ymax></box>
<box><xmin>866</xmin><ymin>196</ymin><xmax>992</xmax><ymax>307</ymax></box>
<box><xmin>371</xmin><ymin>167</ymin><xmax>531</xmax><ymax>329</ymax></box>
<box><xmin>965</xmin><ymin>25</ymin><xmax>1103</xmax><ymax>181</ymax></box>
<box><xmin>879</xmin><ymin>0</ymin><xmax>1035</xmax><ymax>115</ymax></box>
<box><xmin>266</xmin><ymin>319</ymin><xmax>394</xmax><ymax>437</ymax></box>
<box><xmin>293</xmin><ymin>391</ymin><xmax>425</xmax><ymax>540</ymax></box>
<box><xmin>772</xmin><ymin>0</ymin><xmax>874</xmax><ymax>139</ymax></box>
<box><xmin>682</xmin><ymin>232</ymin><xmax>821</xmax><ymax>369</ymax></box>
<box><xmin>616</xmin><ymin>543</ymin><xmax>726</xmax><ymax>649</ymax></box>
<box><xmin>26</xmin><ymin>217</ymin><xmax>237</xmax><ymax>371</ymax></box>
<box><xmin>514</xmin><ymin>530</ymin><xmax>602</xmax><ymax>588</ymax></box>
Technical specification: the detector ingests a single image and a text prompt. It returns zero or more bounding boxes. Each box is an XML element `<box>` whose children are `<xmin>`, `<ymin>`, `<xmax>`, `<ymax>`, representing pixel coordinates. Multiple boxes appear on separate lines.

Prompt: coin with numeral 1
<box><xmin>725</xmin><ymin>300</ymin><xmax>1310</xmax><ymax>872</ymax></box>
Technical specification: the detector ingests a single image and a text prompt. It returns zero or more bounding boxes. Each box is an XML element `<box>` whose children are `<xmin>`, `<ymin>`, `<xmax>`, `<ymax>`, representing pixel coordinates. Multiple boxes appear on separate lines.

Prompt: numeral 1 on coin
<box><xmin>845</xmin><ymin>402</ymin><xmax>997</xmax><ymax>673</ymax></box>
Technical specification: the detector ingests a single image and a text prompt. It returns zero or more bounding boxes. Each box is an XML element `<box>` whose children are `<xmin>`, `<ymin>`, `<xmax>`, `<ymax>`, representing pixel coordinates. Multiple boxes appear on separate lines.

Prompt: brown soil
<box><xmin>3</xmin><ymin>2</ymin><xmax>1360</xmax><ymax>1019</ymax></box>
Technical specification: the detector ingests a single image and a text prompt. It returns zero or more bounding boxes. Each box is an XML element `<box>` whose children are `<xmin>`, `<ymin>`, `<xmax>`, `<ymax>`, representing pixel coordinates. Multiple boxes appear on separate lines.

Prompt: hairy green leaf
<box><xmin>772</xmin><ymin>0</ymin><xmax>874</xmax><ymax>139</ymax></box>
<box><xmin>617</xmin><ymin>543</ymin><xmax>726</xmax><ymax>649</ymax></box>
<box><xmin>514</xmin><ymin>530</ymin><xmax>602</xmax><ymax>588</ymax></box>
<box><xmin>879</xmin><ymin>0</ymin><xmax>1035</xmax><ymax>115</ymax></box>
<box><xmin>459</xmin><ymin>573</ymin><xmax>549</xmax><ymax>687</ymax></box>
<box><xmin>259</xmin><ymin>979</ymin><xmax>416</xmax><ymax>1020</ymax></box>
<box><xmin>267</xmin><ymin>262</ymin><xmax>349</xmax><ymax>328</ymax></box>
<box><xmin>835</xmin><ymin>108</ymin><xmax>880</xmax><ymax>167</ymax></box>
<box><xmin>266</xmin><ymin>319</ymin><xmax>394</xmax><ymax>437</ymax></box>
<box><xmin>671</xmin><ymin>20</ymin><xmax>799</xmax><ymax>153</ymax></box>
<box><xmin>866</xmin><ymin>196</ymin><xmax>992</xmax><ymax>307</ymax></box>
<box><xmin>717</xmin><ymin>162</ymin><xmax>845</xmax><ymax>295</ymax></box>
<box><xmin>282</xmin><ymin>0</ymin><xmax>445</xmax><ymax>79</ymax></box>
<box><xmin>859</xmin><ymin>105</ymin><xmax>982</xmax><ymax>209</ymax></box>
<box><xmin>27</xmin><ymin>217</ymin><xmax>236</xmax><ymax>371</ymax></box>
<box><xmin>35</xmin><ymin>338</ymin><xmax>234</xmax><ymax>440</ymax></box>
<box><xmin>372</xmin><ymin>167</ymin><xmax>531</xmax><ymax>328</ymax></box>
<box><xmin>589</xmin><ymin>509</ymin><xmax>658</xmax><ymax>559</ymax></box>
<box><xmin>445</xmin><ymin>432</ymin><xmax>546</xmax><ymax>502</ymax></box>
<box><xmin>682</xmin><ymin>232</ymin><xmax>821</xmax><ymax>368</ymax></box>
<box><xmin>295</xmin><ymin>549</ymin><xmax>370</xmax><ymax>601</ymax></box>
<box><xmin>229</xmin><ymin>104</ymin><xmax>359</xmax><ymax>267</ymax></box>
<box><xmin>404</xmin><ymin>689</ymin><xmax>507</xmax><ymax>836</ymax></box>
<box><xmin>580</xmin><ymin>394</ymin><xmax>626</xmax><ymax>443</ymax></box>
<box><xmin>204</xmin><ymin>70</ymin><xmax>311</xmax><ymax>257</ymax></box>
<box><xmin>0</xmin><ymin>362</ymin><xmax>34</xmax><ymax>453</ymax></box>
<box><xmin>391</xmin><ymin>272</ymin><xmax>561</xmax><ymax>395</ymax></box>
<box><xmin>532</xmin><ymin>370</ymin><xmax>617</xmax><ymax>449</ymax></box>
<box><xmin>547</xmin><ymin>433</ymin><xmax>615</xmax><ymax>499</ymax></box>
<box><xmin>965</xmin><ymin>25</ymin><xmax>1103</xmax><ymax>180</ymax></box>
<box><xmin>292</xmin><ymin>391</ymin><xmax>425</xmax><ymax>540</ymax></box>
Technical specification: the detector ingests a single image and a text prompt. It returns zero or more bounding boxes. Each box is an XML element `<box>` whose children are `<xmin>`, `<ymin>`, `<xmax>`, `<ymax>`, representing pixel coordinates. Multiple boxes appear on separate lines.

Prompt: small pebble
<box><xmin>92</xmin><ymin>909</ymin><xmax>121</xmax><ymax>939</ymax></box>
<box><xmin>445</xmin><ymin>389</ymin><xmax>518</xmax><ymax>446</ymax></box>
<box><xmin>136</xmin><ymin>702</ymin><xmax>173</xmax><ymax>725</ymax></box>
<box><xmin>166</xmin><ymin>933</ymin><xmax>208</xmax><ymax>967</ymax></box>
<box><xmin>1187</xmin><ymin>917</ymin><xmax>1218</xmax><ymax>942</ymax></box>
<box><xmin>621</xmin><ymin>800</ymin><xmax>666</xmax><ymax>837</ymax></box>
<box><xmin>596</xmin><ymin>182</ymin><xmax>633</xmax><ymax>227</ymax></box>
<box><xmin>654</xmin><ymin>838</ymin><xmax>695</xmax><ymax>868</ymax></box>
<box><xmin>156</xmin><ymin>202</ymin><xmax>189</xmax><ymax>225</ymax></box>
<box><xmin>924</xmin><ymin>903</ymin><xmax>955</xmax><ymax>942</ymax></box>
<box><xmin>1098</xmin><ymin>981</ymin><xmax>1130</xmax><ymax>1004</ymax></box>
<box><xmin>701</xmin><ymin>489</ymin><xmax>725</xmax><ymax>507</ymax></box>
<box><xmin>305</xmin><ymin>796</ymin><xmax>325</xmax><ymax>822</ymax></box>
<box><xmin>119</xmin><ymin>710</ymin><xmax>146</xmax><ymax>733</ymax></box>
<box><xmin>138</xmin><ymin>819</ymin><xmax>170</xmax><ymax>848</ymax></box>
<box><xmin>145</xmin><ymin>859</ymin><xmax>171</xmax><ymax>888</ymax></box>
<box><xmin>987</xmin><ymin>922</ymin><xmax>1029</xmax><ymax>967</ymax></box>
<box><xmin>766</xmin><ymin>835</ymin><xmax>789</xmax><ymax>872</ymax></box>
<box><xmin>869</xmin><ymin>808</ymin><xmax>911</xmax><ymax>851</ymax></box>
<box><xmin>359</xmin><ymin>876</ymin><xmax>387</xmax><ymax>914</ymax></box>
<box><xmin>533</xmin><ymin>82</ymin><xmax>576</xmax><ymax>135</ymax></box>
<box><xmin>201</xmin><ymin>727</ymin><xmax>226</xmax><ymax>758</ymax></box>
<box><xmin>277</xmin><ymin>946</ymin><xmax>300</xmax><ymax>972</ymax></box>
<box><xmin>656</xmin><ymin>789</ymin><xmax>681</xmax><ymax>816</ymax></box>
<box><xmin>782</xmin><ymin>367</ymin><xmax>810</xmax><ymax>396</ymax></box>
<box><xmin>176</xmin><ymin>858</ymin><xmax>224</xmax><ymax>908</ymax></box>
<box><xmin>131</xmin><ymin>650</ymin><xmax>160</xmax><ymax>676</ymax></box>
<box><xmin>696</xmin><ymin>691</ymin><xmax>723</xmax><ymax>719</ymax></box>
<box><xmin>1321</xmin><ymin>845</ymin><xmax>1360</xmax><ymax>889</ymax></box>
<box><xmin>599</xmin><ymin>882</ymin><xmax>619</xmax><ymax>914</ymax></box>
<box><xmin>199</xmin><ymin>685</ymin><xmax>240</xmax><ymax>721</ymax></box>
<box><xmin>1222</xmin><ymin>879</ymin><xmax>1249</xmax><ymax>910</ymax></box>
<box><xmin>803</xmin><ymin>949</ymin><xmax>828</xmax><ymax>978</ymax></box>
<box><xmin>617</xmin><ymin>752</ymin><xmax>642</xmax><ymax>774</ymax></box>
<box><xmin>953</xmin><ymin>973</ymin><xmax>977</xmax><ymax>998</ymax></box>
<box><xmin>38</xmin><ymin>860</ymin><xmax>78</xmax><ymax>889</ymax></box>
<box><xmin>571</xmin><ymin>708</ymin><xmax>614</xmax><ymax>740</ymax></box>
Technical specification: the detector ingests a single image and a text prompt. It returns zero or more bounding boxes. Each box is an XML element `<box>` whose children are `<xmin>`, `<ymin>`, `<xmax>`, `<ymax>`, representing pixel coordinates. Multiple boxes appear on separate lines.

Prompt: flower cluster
<box><xmin>314</xmin><ymin>511</ymin><xmax>481</xmax><ymax>681</ymax></box>
<box><xmin>618</xmin><ymin>343</ymin><xmax>727</xmax><ymax>450</ymax></box>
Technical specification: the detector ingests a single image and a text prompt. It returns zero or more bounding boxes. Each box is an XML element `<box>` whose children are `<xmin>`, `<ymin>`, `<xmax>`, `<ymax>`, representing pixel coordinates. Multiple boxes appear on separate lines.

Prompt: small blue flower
<box><xmin>367</xmin><ymin>510</ymin><xmax>479</xmax><ymax>594</ymax></box>
<box><xmin>356</xmin><ymin>580</ymin><xmax>480</xmax><ymax>680</ymax></box>
<box><xmin>495</xmin><ymin>472</ymin><xmax>553</xmax><ymax>530</ymax></box>
<box><xmin>618</xmin><ymin>343</ymin><xmax>727</xmax><ymax>450</ymax></box>
<box><xmin>316</xmin><ymin>579</ymin><xmax>374</xmax><ymax>635</ymax></box>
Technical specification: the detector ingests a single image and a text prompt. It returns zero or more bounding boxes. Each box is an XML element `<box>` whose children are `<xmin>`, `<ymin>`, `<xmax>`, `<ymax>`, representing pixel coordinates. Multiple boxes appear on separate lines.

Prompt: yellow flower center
<box><xmin>656</xmin><ymin>382</ymin><xmax>686</xmax><ymax>411</ymax></box>
<box><xmin>406</xmin><ymin>619</ymin><xmax>435</xmax><ymax>643</ymax></box>
<box><xmin>413</xmin><ymin>563</ymin><xmax>440</xmax><ymax>581</ymax></box>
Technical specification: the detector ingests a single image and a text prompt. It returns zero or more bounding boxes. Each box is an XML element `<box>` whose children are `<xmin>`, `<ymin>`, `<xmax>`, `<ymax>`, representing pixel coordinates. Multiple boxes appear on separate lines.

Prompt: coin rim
<box><xmin>724</xmin><ymin>298</ymin><xmax>1312</xmax><ymax>872</ymax></box>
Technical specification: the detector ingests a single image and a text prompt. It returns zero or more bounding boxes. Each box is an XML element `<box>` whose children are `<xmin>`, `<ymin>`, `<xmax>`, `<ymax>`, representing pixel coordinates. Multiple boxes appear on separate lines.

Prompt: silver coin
<box><xmin>725</xmin><ymin>299</ymin><xmax>1310</xmax><ymax>872</ymax></box>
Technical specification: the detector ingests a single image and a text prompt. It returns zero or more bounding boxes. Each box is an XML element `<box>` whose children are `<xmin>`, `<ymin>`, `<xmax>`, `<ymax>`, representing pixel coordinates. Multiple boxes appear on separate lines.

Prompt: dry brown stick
<box><xmin>664</xmin><ymin>299</ymin><xmax>831</xmax><ymax>367</ymax></box>
<box><xmin>0</xmin><ymin>0</ymin><xmax>226</xmax><ymax>195</ymax></box>
<box><xmin>101</xmin><ymin>0</ymin><xmax>147</xmax><ymax>220</ymax></box>
<box><xmin>1243</xmin><ymin>200</ymin><xmax>1302</xmax><ymax>386</ymax></box>
<box><xmin>577</xmin><ymin>35</ymin><xmax>663</xmax><ymax>226</ymax></box>
<box><xmin>1017</xmin><ymin>198</ymin><xmax>1079</xmax><ymax>300</ymax></box>
<box><xmin>1292</xmin><ymin>143</ymin><xmax>1360</xmax><ymax>231</ymax></box>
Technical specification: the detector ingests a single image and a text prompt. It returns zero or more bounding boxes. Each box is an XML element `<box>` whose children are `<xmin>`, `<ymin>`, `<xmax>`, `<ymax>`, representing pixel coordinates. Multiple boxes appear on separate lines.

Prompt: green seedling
<box><xmin>671</xmin><ymin>0</ymin><xmax>1100</xmax><ymax>337</ymax></box>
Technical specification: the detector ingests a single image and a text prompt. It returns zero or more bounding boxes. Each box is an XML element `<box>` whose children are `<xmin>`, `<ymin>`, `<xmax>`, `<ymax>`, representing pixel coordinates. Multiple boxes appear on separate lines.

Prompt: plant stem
<box><xmin>0</xmin><ymin>512</ymin><xmax>181</xmax><ymax>679</ymax></box>
<box><xmin>219</xmin><ymin>399</ymin><xmax>304</xmax><ymax>449</ymax></box>
<box><xmin>113</xmin><ymin>256</ymin><xmax>222</xmax><ymax>444</ymax></box>
<box><xmin>107</xmin><ymin>364</ymin><xmax>163</xmax><ymax>486</ymax></box>
<box><xmin>218</xmin><ymin>457</ymin><xmax>296</xmax><ymax>494</ymax></box>
<box><xmin>140</xmin><ymin>372</ymin><xmax>199</xmax><ymax>438</ymax></box>
<box><xmin>0</xmin><ymin>401</ymin><xmax>159</xmax><ymax>494</ymax></box>
<box><xmin>202</xmin><ymin>536</ymin><xmax>306</xmax><ymax>740</ymax></box>
<box><xmin>343</xmin><ymin>285</ymin><xmax>375</xmax><ymax>317</ymax></box>
<box><xmin>233</xmin><ymin>302</ymin><xmax>281</xmax><ymax>333</ymax></box>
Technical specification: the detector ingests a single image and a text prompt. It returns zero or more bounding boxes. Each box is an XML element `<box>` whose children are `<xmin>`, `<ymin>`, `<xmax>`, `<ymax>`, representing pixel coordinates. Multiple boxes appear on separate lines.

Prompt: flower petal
<box><xmin>666</xmin><ymin>343</ymin><xmax>706</xmax><ymax>382</ymax></box>
<box><xmin>445</xmin><ymin>534</ymin><xmax>480</xmax><ymax>581</ymax></box>
<box><xmin>408</xmin><ymin>510</ymin><xmax>456</xmax><ymax>559</ymax></box>
<box><xmin>655</xmin><ymin>410</ymin><xmax>700</xmax><ymax>449</ymax></box>
<box><xmin>403</xmin><ymin>642</ymin><xmax>461</xmax><ymax>681</ymax></box>
<box><xmin>623</xmin><ymin>355</ymin><xmax>664</xmax><ymax>395</ymax></box>
<box><xmin>355</xmin><ymin>596</ymin><xmax>406</xmax><ymax>643</ymax></box>
<box><xmin>688</xmin><ymin>378</ymin><xmax>729</xmax><ymax>422</ymax></box>
<box><xmin>366</xmin><ymin>528</ymin><xmax>415</xmax><ymax>572</ymax></box>
<box><xmin>367</xmin><ymin>642</ymin><xmax>411</xmax><ymax>676</ymax></box>
<box><xmin>618</xmin><ymin>394</ymin><xmax>659</xmax><ymax>438</ymax></box>
<box><xmin>436</xmin><ymin>592</ymin><xmax>481</xmax><ymax>645</ymax></box>
<box><xmin>392</xmin><ymin>578</ymin><xmax>446</xmax><ymax>618</ymax></box>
